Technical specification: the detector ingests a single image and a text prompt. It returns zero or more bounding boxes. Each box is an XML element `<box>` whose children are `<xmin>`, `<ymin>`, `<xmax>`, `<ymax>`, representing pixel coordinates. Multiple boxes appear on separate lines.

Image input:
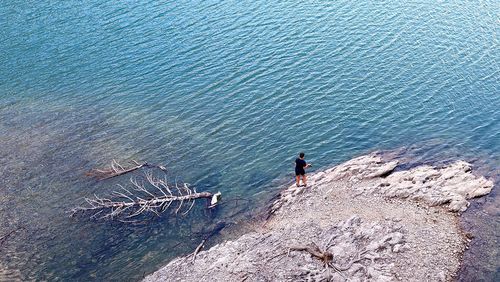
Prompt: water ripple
<box><xmin>0</xmin><ymin>0</ymin><xmax>499</xmax><ymax>281</ymax></box>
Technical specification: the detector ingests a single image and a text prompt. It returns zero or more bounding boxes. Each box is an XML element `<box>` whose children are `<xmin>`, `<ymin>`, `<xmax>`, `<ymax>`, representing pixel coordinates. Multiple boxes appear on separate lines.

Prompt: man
<box><xmin>295</xmin><ymin>152</ymin><xmax>311</xmax><ymax>187</ymax></box>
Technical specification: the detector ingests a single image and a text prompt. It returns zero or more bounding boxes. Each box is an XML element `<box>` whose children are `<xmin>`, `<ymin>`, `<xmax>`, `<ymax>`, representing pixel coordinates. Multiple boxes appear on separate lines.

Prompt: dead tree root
<box><xmin>289</xmin><ymin>242</ymin><xmax>334</xmax><ymax>264</ymax></box>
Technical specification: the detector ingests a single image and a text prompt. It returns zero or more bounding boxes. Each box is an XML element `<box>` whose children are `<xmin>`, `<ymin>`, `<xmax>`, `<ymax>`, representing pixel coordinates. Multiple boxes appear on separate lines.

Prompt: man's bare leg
<box><xmin>296</xmin><ymin>175</ymin><xmax>300</xmax><ymax>186</ymax></box>
<box><xmin>302</xmin><ymin>175</ymin><xmax>307</xmax><ymax>187</ymax></box>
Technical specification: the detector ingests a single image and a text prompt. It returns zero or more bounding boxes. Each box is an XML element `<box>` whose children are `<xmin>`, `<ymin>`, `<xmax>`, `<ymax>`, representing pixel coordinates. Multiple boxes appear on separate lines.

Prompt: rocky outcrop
<box><xmin>280</xmin><ymin>154</ymin><xmax>493</xmax><ymax>213</ymax></box>
<box><xmin>144</xmin><ymin>153</ymin><xmax>494</xmax><ymax>282</ymax></box>
<box><xmin>368</xmin><ymin>160</ymin><xmax>492</xmax><ymax>212</ymax></box>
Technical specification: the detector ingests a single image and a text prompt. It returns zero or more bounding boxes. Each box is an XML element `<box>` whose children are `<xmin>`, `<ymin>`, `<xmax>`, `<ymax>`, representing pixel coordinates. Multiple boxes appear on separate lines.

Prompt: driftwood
<box><xmin>72</xmin><ymin>170</ymin><xmax>216</xmax><ymax>221</ymax></box>
<box><xmin>86</xmin><ymin>160</ymin><xmax>167</xmax><ymax>180</ymax></box>
<box><xmin>289</xmin><ymin>242</ymin><xmax>333</xmax><ymax>264</ymax></box>
<box><xmin>190</xmin><ymin>222</ymin><xmax>228</xmax><ymax>261</ymax></box>
<box><xmin>190</xmin><ymin>222</ymin><xmax>228</xmax><ymax>262</ymax></box>
<box><xmin>191</xmin><ymin>239</ymin><xmax>207</xmax><ymax>262</ymax></box>
<box><xmin>289</xmin><ymin>243</ymin><xmax>368</xmax><ymax>272</ymax></box>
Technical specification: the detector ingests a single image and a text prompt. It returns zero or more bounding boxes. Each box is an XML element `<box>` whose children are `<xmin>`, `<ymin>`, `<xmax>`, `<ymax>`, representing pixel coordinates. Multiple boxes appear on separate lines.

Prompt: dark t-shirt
<box><xmin>295</xmin><ymin>158</ymin><xmax>307</xmax><ymax>175</ymax></box>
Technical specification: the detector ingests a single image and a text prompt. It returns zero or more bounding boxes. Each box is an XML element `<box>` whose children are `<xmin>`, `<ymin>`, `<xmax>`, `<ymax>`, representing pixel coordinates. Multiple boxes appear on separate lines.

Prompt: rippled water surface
<box><xmin>1</xmin><ymin>0</ymin><xmax>498</xmax><ymax>281</ymax></box>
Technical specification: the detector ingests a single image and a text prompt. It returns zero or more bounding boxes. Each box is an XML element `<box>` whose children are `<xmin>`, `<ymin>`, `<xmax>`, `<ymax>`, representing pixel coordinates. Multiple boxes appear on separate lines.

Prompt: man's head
<box><xmin>299</xmin><ymin>152</ymin><xmax>305</xmax><ymax>158</ymax></box>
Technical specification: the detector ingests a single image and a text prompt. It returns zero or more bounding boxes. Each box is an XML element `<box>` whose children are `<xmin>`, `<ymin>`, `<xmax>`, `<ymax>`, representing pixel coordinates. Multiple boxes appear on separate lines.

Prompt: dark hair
<box><xmin>299</xmin><ymin>152</ymin><xmax>305</xmax><ymax>158</ymax></box>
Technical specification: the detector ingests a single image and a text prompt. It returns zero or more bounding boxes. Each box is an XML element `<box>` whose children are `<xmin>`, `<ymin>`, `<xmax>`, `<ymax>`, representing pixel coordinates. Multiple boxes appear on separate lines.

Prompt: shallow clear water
<box><xmin>0</xmin><ymin>0</ymin><xmax>498</xmax><ymax>280</ymax></box>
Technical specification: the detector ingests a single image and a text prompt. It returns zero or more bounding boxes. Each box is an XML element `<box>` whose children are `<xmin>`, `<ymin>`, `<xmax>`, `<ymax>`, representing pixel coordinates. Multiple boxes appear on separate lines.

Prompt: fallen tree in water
<box><xmin>74</xmin><ymin>162</ymin><xmax>221</xmax><ymax>221</ymax></box>
<box><xmin>85</xmin><ymin>160</ymin><xmax>167</xmax><ymax>180</ymax></box>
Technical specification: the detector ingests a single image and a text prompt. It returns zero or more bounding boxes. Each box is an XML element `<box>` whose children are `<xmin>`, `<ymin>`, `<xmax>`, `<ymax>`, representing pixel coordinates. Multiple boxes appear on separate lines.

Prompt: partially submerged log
<box><xmin>73</xmin><ymin>170</ymin><xmax>219</xmax><ymax>221</ymax></box>
<box><xmin>0</xmin><ymin>226</ymin><xmax>26</xmax><ymax>248</ymax></box>
<box><xmin>85</xmin><ymin>160</ymin><xmax>167</xmax><ymax>180</ymax></box>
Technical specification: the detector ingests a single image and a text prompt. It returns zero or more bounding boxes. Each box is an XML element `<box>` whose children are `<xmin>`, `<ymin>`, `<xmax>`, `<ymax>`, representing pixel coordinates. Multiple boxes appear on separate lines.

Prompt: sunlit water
<box><xmin>0</xmin><ymin>0</ymin><xmax>498</xmax><ymax>281</ymax></box>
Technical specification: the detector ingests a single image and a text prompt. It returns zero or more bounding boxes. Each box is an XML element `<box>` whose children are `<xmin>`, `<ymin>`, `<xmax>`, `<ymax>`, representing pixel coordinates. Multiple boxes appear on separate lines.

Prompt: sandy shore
<box><xmin>144</xmin><ymin>152</ymin><xmax>493</xmax><ymax>281</ymax></box>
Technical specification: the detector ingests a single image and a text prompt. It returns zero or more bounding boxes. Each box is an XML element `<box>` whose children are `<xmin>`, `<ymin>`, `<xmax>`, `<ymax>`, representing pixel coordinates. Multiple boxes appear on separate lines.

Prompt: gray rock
<box><xmin>144</xmin><ymin>153</ymin><xmax>492</xmax><ymax>282</ymax></box>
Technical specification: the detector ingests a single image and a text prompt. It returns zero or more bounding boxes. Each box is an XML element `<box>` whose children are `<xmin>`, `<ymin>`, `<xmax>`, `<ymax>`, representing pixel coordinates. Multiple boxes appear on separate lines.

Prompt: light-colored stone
<box><xmin>354</xmin><ymin>159</ymin><xmax>493</xmax><ymax>212</ymax></box>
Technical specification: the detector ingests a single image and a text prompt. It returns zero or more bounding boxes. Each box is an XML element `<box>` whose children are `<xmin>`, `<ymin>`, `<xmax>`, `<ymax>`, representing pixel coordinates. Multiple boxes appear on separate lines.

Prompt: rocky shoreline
<box><xmin>144</xmin><ymin>153</ymin><xmax>493</xmax><ymax>281</ymax></box>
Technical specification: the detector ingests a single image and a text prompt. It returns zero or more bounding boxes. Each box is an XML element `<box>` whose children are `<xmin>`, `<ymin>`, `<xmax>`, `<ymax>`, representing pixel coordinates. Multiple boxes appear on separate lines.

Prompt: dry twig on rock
<box><xmin>289</xmin><ymin>242</ymin><xmax>334</xmax><ymax>264</ymax></box>
<box><xmin>290</xmin><ymin>242</ymin><xmax>369</xmax><ymax>276</ymax></box>
<box><xmin>190</xmin><ymin>222</ymin><xmax>228</xmax><ymax>262</ymax></box>
<box><xmin>191</xmin><ymin>239</ymin><xmax>206</xmax><ymax>262</ymax></box>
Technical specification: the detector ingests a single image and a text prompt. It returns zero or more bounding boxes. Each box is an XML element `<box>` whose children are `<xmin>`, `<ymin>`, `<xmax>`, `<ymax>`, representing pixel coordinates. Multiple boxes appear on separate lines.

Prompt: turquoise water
<box><xmin>0</xmin><ymin>0</ymin><xmax>498</xmax><ymax>280</ymax></box>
